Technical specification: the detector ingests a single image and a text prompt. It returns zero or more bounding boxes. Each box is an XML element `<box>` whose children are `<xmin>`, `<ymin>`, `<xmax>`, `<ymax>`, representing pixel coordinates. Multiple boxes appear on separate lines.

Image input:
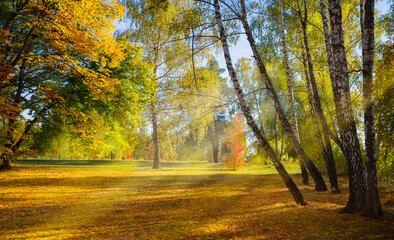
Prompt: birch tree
<box><xmin>296</xmin><ymin>0</ymin><xmax>339</xmax><ymax>192</ymax></box>
<box><xmin>279</xmin><ymin>0</ymin><xmax>309</xmax><ymax>186</ymax></box>
<box><xmin>237</xmin><ymin>0</ymin><xmax>327</xmax><ymax>191</ymax></box>
<box><xmin>326</xmin><ymin>0</ymin><xmax>366</xmax><ymax>213</ymax></box>
<box><xmin>213</xmin><ymin>0</ymin><xmax>306</xmax><ymax>205</ymax></box>
<box><xmin>361</xmin><ymin>0</ymin><xmax>382</xmax><ymax>219</ymax></box>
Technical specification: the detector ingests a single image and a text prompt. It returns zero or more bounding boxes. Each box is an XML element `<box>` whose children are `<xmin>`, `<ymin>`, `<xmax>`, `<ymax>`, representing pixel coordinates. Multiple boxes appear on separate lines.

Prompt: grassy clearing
<box><xmin>0</xmin><ymin>160</ymin><xmax>393</xmax><ymax>239</ymax></box>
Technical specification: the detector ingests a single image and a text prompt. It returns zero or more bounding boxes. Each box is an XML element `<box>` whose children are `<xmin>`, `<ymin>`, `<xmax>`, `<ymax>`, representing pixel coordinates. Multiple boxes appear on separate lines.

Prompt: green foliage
<box><xmin>247</xmin><ymin>141</ymin><xmax>270</xmax><ymax>165</ymax></box>
<box><xmin>375</xmin><ymin>41</ymin><xmax>394</xmax><ymax>183</ymax></box>
<box><xmin>26</xmin><ymin>42</ymin><xmax>155</xmax><ymax>160</ymax></box>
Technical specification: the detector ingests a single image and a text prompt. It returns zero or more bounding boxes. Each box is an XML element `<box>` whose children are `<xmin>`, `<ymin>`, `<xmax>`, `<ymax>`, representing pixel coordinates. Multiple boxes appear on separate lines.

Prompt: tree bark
<box><xmin>319</xmin><ymin>0</ymin><xmax>347</xmax><ymax>159</ymax></box>
<box><xmin>0</xmin><ymin>152</ymin><xmax>12</xmax><ymax>171</ymax></box>
<box><xmin>298</xmin><ymin>0</ymin><xmax>339</xmax><ymax>193</ymax></box>
<box><xmin>239</xmin><ymin>0</ymin><xmax>327</xmax><ymax>191</ymax></box>
<box><xmin>279</xmin><ymin>0</ymin><xmax>309</xmax><ymax>186</ymax></box>
<box><xmin>214</xmin><ymin>0</ymin><xmax>307</xmax><ymax>205</ymax></box>
<box><xmin>327</xmin><ymin>0</ymin><xmax>366</xmax><ymax>213</ymax></box>
<box><xmin>361</xmin><ymin>0</ymin><xmax>382</xmax><ymax>219</ymax></box>
<box><xmin>1</xmin><ymin>60</ymin><xmax>24</xmax><ymax>170</ymax></box>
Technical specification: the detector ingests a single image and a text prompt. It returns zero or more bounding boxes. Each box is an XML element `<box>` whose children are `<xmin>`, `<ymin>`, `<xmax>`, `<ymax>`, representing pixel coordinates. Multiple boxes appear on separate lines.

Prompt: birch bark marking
<box><xmin>327</xmin><ymin>0</ymin><xmax>365</xmax><ymax>213</ymax></box>
<box><xmin>361</xmin><ymin>0</ymin><xmax>383</xmax><ymax>219</ymax></box>
<box><xmin>319</xmin><ymin>0</ymin><xmax>337</xmax><ymax>93</ymax></box>
<box><xmin>239</xmin><ymin>0</ymin><xmax>327</xmax><ymax>191</ymax></box>
<box><xmin>279</xmin><ymin>0</ymin><xmax>309</xmax><ymax>186</ymax></box>
<box><xmin>298</xmin><ymin>0</ymin><xmax>339</xmax><ymax>192</ymax></box>
<box><xmin>319</xmin><ymin>0</ymin><xmax>346</xmax><ymax>154</ymax></box>
<box><xmin>213</xmin><ymin>0</ymin><xmax>306</xmax><ymax>205</ymax></box>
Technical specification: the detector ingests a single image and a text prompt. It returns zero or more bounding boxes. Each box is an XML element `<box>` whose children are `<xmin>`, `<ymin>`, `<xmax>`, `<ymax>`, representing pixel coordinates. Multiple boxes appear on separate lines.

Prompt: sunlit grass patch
<box><xmin>0</xmin><ymin>160</ymin><xmax>393</xmax><ymax>239</ymax></box>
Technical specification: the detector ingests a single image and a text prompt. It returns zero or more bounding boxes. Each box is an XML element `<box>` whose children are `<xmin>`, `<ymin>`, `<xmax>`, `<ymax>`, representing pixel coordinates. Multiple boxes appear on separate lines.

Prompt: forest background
<box><xmin>0</xmin><ymin>0</ymin><xmax>393</xmax><ymax>219</ymax></box>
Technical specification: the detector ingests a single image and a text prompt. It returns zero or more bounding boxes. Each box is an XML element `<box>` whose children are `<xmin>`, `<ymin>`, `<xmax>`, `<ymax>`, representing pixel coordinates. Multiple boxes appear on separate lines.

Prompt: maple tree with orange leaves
<box><xmin>223</xmin><ymin>113</ymin><xmax>247</xmax><ymax>170</ymax></box>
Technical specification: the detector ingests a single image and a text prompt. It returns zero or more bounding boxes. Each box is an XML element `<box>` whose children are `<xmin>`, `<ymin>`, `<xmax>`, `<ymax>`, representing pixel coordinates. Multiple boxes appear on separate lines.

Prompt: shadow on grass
<box><xmin>1</xmin><ymin>172</ymin><xmax>285</xmax><ymax>238</ymax></box>
<box><xmin>1</xmin><ymin>162</ymin><xmax>393</xmax><ymax>239</ymax></box>
<box><xmin>16</xmin><ymin>159</ymin><xmax>280</xmax><ymax>171</ymax></box>
<box><xmin>17</xmin><ymin>159</ymin><xmax>136</xmax><ymax>166</ymax></box>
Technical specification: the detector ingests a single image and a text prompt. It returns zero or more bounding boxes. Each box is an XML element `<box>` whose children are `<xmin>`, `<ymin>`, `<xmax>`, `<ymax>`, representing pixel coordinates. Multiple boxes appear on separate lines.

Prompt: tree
<box><xmin>123</xmin><ymin>0</ymin><xmax>207</xmax><ymax>168</ymax></box>
<box><xmin>28</xmin><ymin>43</ymin><xmax>155</xmax><ymax>161</ymax></box>
<box><xmin>0</xmin><ymin>0</ymin><xmax>126</xmax><ymax>170</ymax></box>
<box><xmin>318</xmin><ymin>0</ymin><xmax>345</xmax><ymax>153</ymax></box>
<box><xmin>213</xmin><ymin>0</ymin><xmax>306</xmax><ymax>205</ymax></box>
<box><xmin>223</xmin><ymin>113</ymin><xmax>246</xmax><ymax>169</ymax></box>
<box><xmin>205</xmin><ymin>59</ymin><xmax>227</xmax><ymax>163</ymax></box>
<box><xmin>296</xmin><ymin>0</ymin><xmax>339</xmax><ymax>192</ymax></box>
<box><xmin>279</xmin><ymin>0</ymin><xmax>308</xmax><ymax>185</ymax></box>
<box><xmin>326</xmin><ymin>0</ymin><xmax>365</xmax><ymax>213</ymax></box>
<box><xmin>237</xmin><ymin>0</ymin><xmax>327</xmax><ymax>191</ymax></box>
<box><xmin>175</xmin><ymin>60</ymin><xmax>226</xmax><ymax>161</ymax></box>
<box><xmin>207</xmin><ymin>112</ymin><xmax>227</xmax><ymax>163</ymax></box>
<box><xmin>361</xmin><ymin>0</ymin><xmax>382</xmax><ymax>219</ymax></box>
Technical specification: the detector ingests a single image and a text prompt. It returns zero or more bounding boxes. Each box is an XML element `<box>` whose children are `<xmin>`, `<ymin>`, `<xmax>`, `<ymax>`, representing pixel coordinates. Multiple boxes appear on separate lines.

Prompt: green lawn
<box><xmin>0</xmin><ymin>160</ymin><xmax>393</xmax><ymax>239</ymax></box>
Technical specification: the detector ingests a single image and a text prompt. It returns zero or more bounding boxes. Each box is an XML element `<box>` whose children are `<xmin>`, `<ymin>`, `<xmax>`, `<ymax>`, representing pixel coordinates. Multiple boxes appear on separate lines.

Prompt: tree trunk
<box><xmin>239</xmin><ymin>0</ymin><xmax>327</xmax><ymax>191</ymax></box>
<box><xmin>327</xmin><ymin>0</ymin><xmax>365</xmax><ymax>213</ymax></box>
<box><xmin>274</xmin><ymin>113</ymin><xmax>279</xmax><ymax>156</ymax></box>
<box><xmin>0</xmin><ymin>118</ymin><xmax>15</xmax><ymax>171</ymax></box>
<box><xmin>150</xmin><ymin>40</ymin><xmax>161</xmax><ymax>169</ymax></box>
<box><xmin>279</xmin><ymin>131</ymin><xmax>284</xmax><ymax>160</ymax></box>
<box><xmin>319</xmin><ymin>0</ymin><xmax>347</xmax><ymax>158</ymax></box>
<box><xmin>151</xmin><ymin>103</ymin><xmax>160</xmax><ymax>169</ymax></box>
<box><xmin>298</xmin><ymin>0</ymin><xmax>339</xmax><ymax>193</ymax></box>
<box><xmin>211</xmin><ymin>136</ymin><xmax>219</xmax><ymax>163</ymax></box>
<box><xmin>214</xmin><ymin>0</ymin><xmax>306</xmax><ymax>205</ymax></box>
<box><xmin>0</xmin><ymin>61</ymin><xmax>26</xmax><ymax>171</ymax></box>
<box><xmin>208</xmin><ymin>122</ymin><xmax>220</xmax><ymax>163</ymax></box>
<box><xmin>298</xmin><ymin>32</ymin><xmax>330</xmax><ymax>191</ymax></box>
<box><xmin>361</xmin><ymin>0</ymin><xmax>382</xmax><ymax>219</ymax></box>
<box><xmin>0</xmin><ymin>145</ymin><xmax>12</xmax><ymax>171</ymax></box>
<box><xmin>320</xmin><ymin>83</ymin><xmax>341</xmax><ymax>141</ymax></box>
<box><xmin>279</xmin><ymin>0</ymin><xmax>309</xmax><ymax>186</ymax></box>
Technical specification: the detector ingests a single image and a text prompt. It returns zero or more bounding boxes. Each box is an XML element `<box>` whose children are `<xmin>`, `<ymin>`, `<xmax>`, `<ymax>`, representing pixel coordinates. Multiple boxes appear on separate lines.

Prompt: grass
<box><xmin>0</xmin><ymin>160</ymin><xmax>393</xmax><ymax>239</ymax></box>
